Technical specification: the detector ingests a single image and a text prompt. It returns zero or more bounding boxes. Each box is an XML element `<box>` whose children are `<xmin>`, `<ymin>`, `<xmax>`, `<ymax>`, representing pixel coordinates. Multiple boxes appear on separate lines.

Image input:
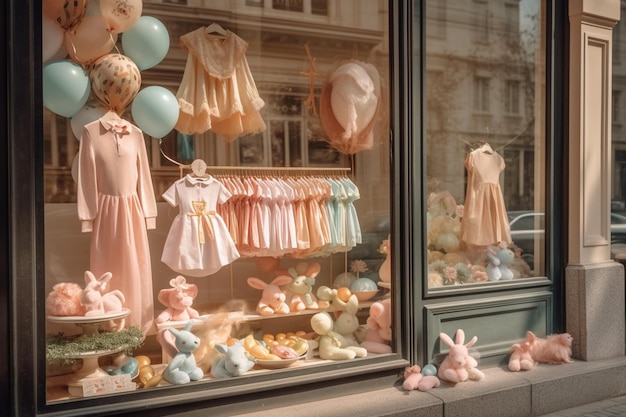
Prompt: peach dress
<box><xmin>460</xmin><ymin>146</ymin><xmax>512</xmax><ymax>247</ymax></box>
<box><xmin>175</xmin><ymin>27</ymin><xmax>266</xmax><ymax>141</ymax></box>
<box><xmin>77</xmin><ymin>117</ymin><xmax>157</xmax><ymax>334</ymax></box>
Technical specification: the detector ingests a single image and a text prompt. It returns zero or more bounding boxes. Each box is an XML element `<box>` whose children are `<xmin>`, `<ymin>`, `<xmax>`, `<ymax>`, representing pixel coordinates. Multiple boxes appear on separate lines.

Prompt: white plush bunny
<box><xmin>437</xmin><ymin>329</ymin><xmax>485</xmax><ymax>383</ymax></box>
<box><xmin>80</xmin><ymin>271</ymin><xmax>125</xmax><ymax>317</ymax></box>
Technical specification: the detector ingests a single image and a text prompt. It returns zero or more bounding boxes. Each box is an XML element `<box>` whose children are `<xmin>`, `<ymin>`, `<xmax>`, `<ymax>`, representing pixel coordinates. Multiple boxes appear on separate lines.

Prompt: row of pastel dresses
<box><xmin>161</xmin><ymin>173</ymin><xmax>362</xmax><ymax>277</ymax></box>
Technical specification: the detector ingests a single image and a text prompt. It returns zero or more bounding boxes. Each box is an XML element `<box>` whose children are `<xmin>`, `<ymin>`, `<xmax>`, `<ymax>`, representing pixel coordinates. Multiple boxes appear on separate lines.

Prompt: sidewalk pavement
<box><xmin>540</xmin><ymin>395</ymin><xmax>626</xmax><ymax>416</ymax></box>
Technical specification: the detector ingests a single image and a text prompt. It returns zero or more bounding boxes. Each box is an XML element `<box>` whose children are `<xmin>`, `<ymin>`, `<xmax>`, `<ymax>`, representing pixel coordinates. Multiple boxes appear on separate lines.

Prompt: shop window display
<box><xmin>425</xmin><ymin>0</ymin><xmax>546</xmax><ymax>288</ymax></box>
<box><xmin>42</xmin><ymin>0</ymin><xmax>393</xmax><ymax>404</ymax></box>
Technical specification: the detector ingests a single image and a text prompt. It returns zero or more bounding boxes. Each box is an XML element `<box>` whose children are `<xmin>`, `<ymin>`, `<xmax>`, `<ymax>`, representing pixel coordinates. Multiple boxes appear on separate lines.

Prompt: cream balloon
<box><xmin>65</xmin><ymin>15</ymin><xmax>117</xmax><ymax>65</ymax></box>
<box><xmin>70</xmin><ymin>104</ymin><xmax>108</xmax><ymax>139</ymax></box>
<box><xmin>42</xmin><ymin>16</ymin><xmax>64</xmax><ymax>63</ymax></box>
<box><xmin>100</xmin><ymin>0</ymin><xmax>143</xmax><ymax>33</ymax></box>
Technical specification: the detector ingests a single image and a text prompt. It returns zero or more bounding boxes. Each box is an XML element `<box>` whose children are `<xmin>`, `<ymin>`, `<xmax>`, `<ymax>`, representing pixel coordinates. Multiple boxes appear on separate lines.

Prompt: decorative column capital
<box><xmin>569</xmin><ymin>0</ymin><xmax>620</xmax><ymax>28</ymax></box>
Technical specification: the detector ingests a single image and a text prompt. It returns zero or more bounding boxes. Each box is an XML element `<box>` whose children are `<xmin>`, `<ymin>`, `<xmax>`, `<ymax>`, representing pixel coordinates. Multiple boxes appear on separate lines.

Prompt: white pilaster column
<box><xmin>567</xmin><ymin>0</ymin><xmax>624</xmax><ymax>361</ymax></box>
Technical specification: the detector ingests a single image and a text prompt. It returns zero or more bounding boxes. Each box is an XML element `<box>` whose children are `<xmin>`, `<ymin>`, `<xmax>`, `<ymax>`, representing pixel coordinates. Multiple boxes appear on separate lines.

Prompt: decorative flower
<box><xmin>456</xmin><ymin>205</ymin><xmax>464</xmax><ymax>218</ymax></box>
<box><xmin>471</xmin><ymin>270</ymin><xmax>488</xmax><ymax>283</ymax></box>
<box><xmin>169</xmin><ymin>275</ymin><xmax>191</xmax><ymax>293</ymax></box>
<box><xmin>350</xmin><ymin>260</ymin><xmax>369</xmax><ymax>278</ymax></box>
<box><xmin>443</xmin><ymin>266</ymin><xmax>457</xmax><ymax>285</ymax></box>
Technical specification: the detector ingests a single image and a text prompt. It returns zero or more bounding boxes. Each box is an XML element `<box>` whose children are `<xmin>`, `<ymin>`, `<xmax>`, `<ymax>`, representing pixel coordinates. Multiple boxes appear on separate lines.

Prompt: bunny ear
<box><xmin>84</xmin><ymin>270</ymin><xmax>97</xmax><ymax>283</ymax></box>
<box><xmin>316</xmin><ymin>286</ymin><xmax>333</xmax><ymax>301</ymax></box>
<box><xmin>305</xmin><ymin>262</ymin><xmax>321</xmax><ymax>278</ymax></box>
<box><xmin>183</xmin><ymin>320</ymin><xmax>194</xmax><ymax>332</ymax></box>
<box><xmin>454</xmin><ymin>329</ymin><xmax>466</xmax><ymax>345</ymax></box>
<box><xmin>345</xmin><ymin>294</ymin><xmax>359</xmax><ymax>314</ymax></box>
<box><xmin>465</xmin><ymin>335</ymin><xmax>478</xmax><ymax>348</ymax></box>
<box><xmin>271</xmin><ymin>275</ymin><xmax>293</xmax><ymax>287</ymax></box>
<box><xmin>98</xmin><ymin>272</ymin><xmax>113</xmax><ymax>283</ymax></box>
<box><xmin>439</xmin><ymin>332</ymin><xmax>455</xmax><ymax>348</ymax></box>
<box><xmin>247</xmin><ymin>277</ymin><xmax>267</xmax><ymax>290</ymax></box>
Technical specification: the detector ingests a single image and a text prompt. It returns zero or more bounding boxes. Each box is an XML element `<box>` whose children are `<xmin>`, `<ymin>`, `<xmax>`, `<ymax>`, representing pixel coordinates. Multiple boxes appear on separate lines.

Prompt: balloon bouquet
<box><xmin>42</xmin><ymin>0</ymin><xmax>179</xmax><ymax>139</ymax></box>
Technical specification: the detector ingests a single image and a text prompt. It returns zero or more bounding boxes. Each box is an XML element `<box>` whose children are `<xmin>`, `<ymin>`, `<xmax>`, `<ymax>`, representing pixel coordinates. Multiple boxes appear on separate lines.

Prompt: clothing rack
<box><xmin>178</xmin><ymin>159</ymin><xmax>351</xmax><ymax>178</ymax></box>
<box><xmin>158</xmin><ymin>142</ymin><xmax>350</xmax><ymax>178</ymax></box>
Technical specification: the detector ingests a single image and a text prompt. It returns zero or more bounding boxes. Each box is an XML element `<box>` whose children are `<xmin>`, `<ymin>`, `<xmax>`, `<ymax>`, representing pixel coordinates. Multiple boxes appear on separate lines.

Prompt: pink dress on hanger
<box><xmin>175</xmin><ymin>27</ymin><xmax>266</xmax><ymax>141</ymax></box>
<box><xmin>460</xmin><ymin>145</ymin><xmax>512</xmax><ymax>247</ymax></box>
<box><xmin>161</xmin><ymin>174</ymin><xmax>240</xmax><ymax>277</ymax></box>
<box><xmin>77</xmin><ymin>116</ymin><xmax>157</xmax><ymax>334</ymax></box>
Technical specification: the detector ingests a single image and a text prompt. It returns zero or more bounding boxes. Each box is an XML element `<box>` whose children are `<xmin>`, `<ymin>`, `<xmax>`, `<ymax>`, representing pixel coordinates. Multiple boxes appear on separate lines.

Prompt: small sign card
<box><xmin>81</xmin><ymin>373</ymin><xmax>135</xmax><ymax>397</ymax></box>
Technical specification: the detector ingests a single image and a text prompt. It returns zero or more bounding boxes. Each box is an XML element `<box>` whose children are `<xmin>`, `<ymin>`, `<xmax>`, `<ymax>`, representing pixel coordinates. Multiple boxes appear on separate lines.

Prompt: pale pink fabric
<box><xmin>77</xmin><ymin>117</ymin><xmax>157</xmax><ymax>334</ymax></box>
<box><xmin>175</xmin><ymin>28</ymin><xmax>266</xmax><ymax>141</ymax></box>
<box><xmin>161</xmin><ymin>175</ymin><xmax>240</xmax><ymax>276</ymax></box>
<box><xmin>460</xmin><ymin>147</ymin><xmax>512</xmax><ymax>247</ymax></box>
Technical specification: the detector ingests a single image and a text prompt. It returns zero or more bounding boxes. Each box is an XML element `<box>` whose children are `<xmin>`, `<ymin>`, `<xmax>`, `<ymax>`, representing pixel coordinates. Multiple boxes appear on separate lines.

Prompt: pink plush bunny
<box><xmin>402</xmin><ymin>365</ymin><xmax>441</xmax><ymax>391</ymax></box>
<box><xmin>360</xmin><ymin>298</ymin><xmax>392</xmax><ymax>354</ymax></box>
<box><xmin>247</xmin><ymin>275</ymin><xmax>293</xmax><ymax>316</ymax></box>
<box><xmin>156</xmin><ymin>276</ymin><xmax>200</xmax><ymax>324</ymax></box>
<box><xmin>80</xmin><ymin>271</ymin><xmax>125</xmax><ymax>317</ymax></box>
<box><xmin>508</xmin><ymin>339</ymin><xmax>535</xmax><ymax>371</ymax></box>
<box><xmin>437</xmin><ymin>329</ymin><xmax>485</xmax><ymax>383</ymax></box>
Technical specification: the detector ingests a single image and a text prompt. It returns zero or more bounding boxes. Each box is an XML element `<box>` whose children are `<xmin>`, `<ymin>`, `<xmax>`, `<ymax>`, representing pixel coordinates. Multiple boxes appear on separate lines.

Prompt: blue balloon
<box><xmin>122</xmin><ymin>16</ymin><xmax>170</xmax><ymax>71</ymax></box>
<box><xmin>131</xmin><ymin>86</ymin><xmax>179</xmax><ymax>138</ymax></box>
<box><xmin>43</xmin><ymin>60</ymin><xmax>90</xmax><ymax>118</ymax></box>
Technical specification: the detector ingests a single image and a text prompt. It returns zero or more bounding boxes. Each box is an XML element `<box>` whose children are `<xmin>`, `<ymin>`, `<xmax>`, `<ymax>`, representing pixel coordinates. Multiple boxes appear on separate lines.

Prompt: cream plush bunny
<box><xmin>437</xmin><ymin>329</ymin><xmax>485</xmax><ymax>383</ymax></box>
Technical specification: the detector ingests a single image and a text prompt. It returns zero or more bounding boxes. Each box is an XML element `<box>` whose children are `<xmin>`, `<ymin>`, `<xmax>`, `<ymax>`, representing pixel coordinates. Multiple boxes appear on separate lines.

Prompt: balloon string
<box><xmin>65</xmin><ymin>31</ymin><xmax>84</xmax><ymax>67</ymax></box>
<box><xmin>158</xmin><ymin>138</ymin><xmax>186</xmax><ymax>167</ymax></box>
<box><xmin>110</xmin><ymin>31</ymin><xmax>121</xmax><ymax>55</ymax></box>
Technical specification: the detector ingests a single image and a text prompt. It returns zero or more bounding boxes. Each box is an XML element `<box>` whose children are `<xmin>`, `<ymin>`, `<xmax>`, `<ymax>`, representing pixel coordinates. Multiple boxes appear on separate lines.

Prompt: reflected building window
<box><xmin>504</xmin><ymin>80</ymin><xmax>521</xmax><ymax>115</ymax></box>
<box><xmin>473</xmin><ymin>0</ymin><xmax>488</xmax><ymax>44</ymax></box>
<box><xmin>474</xmin><ymin>76</ymin><xmax>491</xmax><ymax>113</ymax></box>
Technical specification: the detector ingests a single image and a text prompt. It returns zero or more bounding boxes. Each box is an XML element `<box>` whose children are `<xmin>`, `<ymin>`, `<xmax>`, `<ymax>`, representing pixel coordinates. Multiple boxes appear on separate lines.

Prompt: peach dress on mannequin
<box><xmin>460</xmin><ymin>144</ymin><xmax>511</xmax><ymax>247</ymax></box>
<box><xmin>77</xmin><ymin>115</ymin><xmax>157</xmax><ymax>334</ymax></box>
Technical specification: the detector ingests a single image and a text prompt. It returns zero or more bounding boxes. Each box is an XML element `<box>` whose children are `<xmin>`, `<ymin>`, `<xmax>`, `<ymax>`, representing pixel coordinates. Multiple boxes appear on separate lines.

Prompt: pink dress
<box><xmin>77</xmin><ymin>117</ymin><xmax>157</xmax><ymax>334</ymax></box>
<box><xmin>161</xmin><ymin>175</ymin><xmax>240</xmax><ymax>276</ymax></box>
<box><xmin>175</xmin><ymin>27</ymin><xmax>266</xmax><ymax>141</ymax></box>
<box><xmin>460</xmin><ymin>146</ymin><xmax>512</xmax><ymax>247</ymax></box>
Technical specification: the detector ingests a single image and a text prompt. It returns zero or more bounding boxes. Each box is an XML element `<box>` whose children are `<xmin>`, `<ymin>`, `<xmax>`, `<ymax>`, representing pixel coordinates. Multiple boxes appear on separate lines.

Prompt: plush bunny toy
<box><xmin>360</xmin><ymin>298</ymin><xmax>392</xmax><ymax>354</ymax></box>
<box><xmin>247</xmin><ymin>275</ymin><xmax>293</xmax><ymax>316</ymax></box>
<box><xmin>158</xmin><ymin>321</ymin><xmax>204</xmax><ymax>385</ymax></box>
<box><xmin>80</xmin><ymin>271</ymin><xmax>125</xmax><ymax>316</ymax></box>
<box><xmin>438</xmin><ymin>329</ymin><xmax>485</xmax><ymax>383</ymax></box>
<box><xmin>402</xmin><ymin>365</ymin><xmax>441</xmax><ymax>391</ymax></box>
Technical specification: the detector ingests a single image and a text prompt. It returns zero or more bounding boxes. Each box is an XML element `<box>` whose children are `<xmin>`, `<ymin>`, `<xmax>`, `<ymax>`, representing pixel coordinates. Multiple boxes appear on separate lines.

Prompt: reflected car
<box><xmin>508</xmin><ymin>210</ymin><xmax>626</xmax><ymax>267</ymax></box>
<box><xmin>508</xmin><ymin>211</ymin><xmax>545</xmax><ymax>270</ymax></box>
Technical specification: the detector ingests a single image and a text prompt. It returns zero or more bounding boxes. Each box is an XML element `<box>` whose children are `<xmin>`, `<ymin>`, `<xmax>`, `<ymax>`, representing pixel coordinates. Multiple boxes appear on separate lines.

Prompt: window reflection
<box><xmin>425</xmin><ymin>0</ymin><xmax>546</xmax><ymax>287</ymax></box>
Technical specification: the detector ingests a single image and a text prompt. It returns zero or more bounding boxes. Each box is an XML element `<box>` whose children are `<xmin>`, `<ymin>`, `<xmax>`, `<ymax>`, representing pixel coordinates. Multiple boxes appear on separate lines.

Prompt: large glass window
<box><xmin>42</xmin><ymin>0</ymin><xmax>393</xmax><ymax>406</ymax></box>
<box><xmin>424</xmin><ymin>0</ymin><xmax>546</xmax><ymax>289</ymax></box>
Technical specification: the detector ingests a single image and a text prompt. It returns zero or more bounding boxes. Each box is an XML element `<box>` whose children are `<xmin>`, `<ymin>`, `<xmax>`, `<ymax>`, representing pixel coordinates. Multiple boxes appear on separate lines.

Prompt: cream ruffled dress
<box><xmin>175</xmin><ymin>27</ymin><xmax>266</xmax><ymax>142</ymax></box>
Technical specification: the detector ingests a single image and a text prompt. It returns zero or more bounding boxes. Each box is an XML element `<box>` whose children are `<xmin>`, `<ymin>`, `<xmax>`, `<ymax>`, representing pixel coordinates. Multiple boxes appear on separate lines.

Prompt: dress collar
<box><xmin>185</xmin><ymin>174</ymin><xmax>213</xmax><ymax>186</ymax></box>
<box><xmin>100</xmin><ymin>116</ymin><xmax>133</xmax><ymax>135</ymax></box>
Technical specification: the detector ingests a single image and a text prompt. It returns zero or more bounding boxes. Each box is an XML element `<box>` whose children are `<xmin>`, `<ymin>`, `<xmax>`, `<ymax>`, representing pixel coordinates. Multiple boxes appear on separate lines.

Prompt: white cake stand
<box><xmin>47</xmin><ymin>309</ymin><xmax>134</xmax><ymax>396</ymax></box>
<box><xmin>47</xmin><ymin>309</ymin><xmax>130</xmax><ymax>337</ymax></box>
